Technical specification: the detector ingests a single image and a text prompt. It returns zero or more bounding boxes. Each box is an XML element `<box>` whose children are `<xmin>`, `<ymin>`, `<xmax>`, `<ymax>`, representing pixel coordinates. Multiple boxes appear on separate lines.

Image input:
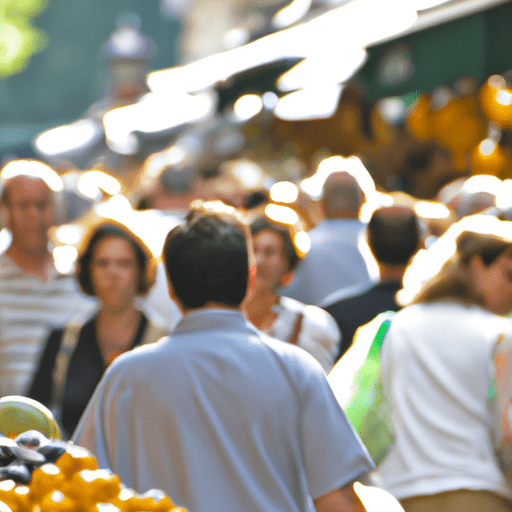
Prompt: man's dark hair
<box><xmin>250</xmin><ymin>216</ymin><xmax>301</xmax><ymax>272</ymax></box>
<box><xmin>163</xmin><ymin>200</ymin><xmax>250</xmax><ymax>310</ymax></box>
<box><xmin>368</xmin><ymin>206</ymin><xmax>421</xmax><ymax>265</ymax></box>
<box><xmin>77</xmin><ymin>221</ymin><xmax>156</xmax><ymax>296</ymax></box>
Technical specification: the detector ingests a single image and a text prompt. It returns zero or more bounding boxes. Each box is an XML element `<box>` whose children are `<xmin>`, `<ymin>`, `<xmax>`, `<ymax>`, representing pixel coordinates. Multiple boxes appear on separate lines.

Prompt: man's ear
<box><xmin>248</xmin><ymin>264</ymin><xmax>256</xmax><ymax>290</ymax></box>
<box><xmin>280</xmin><ymin>271</ymin><xmax>294</xmax><ymax>288</ymax></box>
<box><xmin>1</xmin><ymin>204</ymin><xmax>10</xmax><ymax>231</ymax></box>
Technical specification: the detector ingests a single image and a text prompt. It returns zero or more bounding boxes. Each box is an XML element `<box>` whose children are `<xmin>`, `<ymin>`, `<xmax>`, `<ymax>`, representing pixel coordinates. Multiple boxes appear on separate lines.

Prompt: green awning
<box><xmin>356</xmin><ymin>0</ymin><xmax>512</xmax><ymax>103</ymax></box>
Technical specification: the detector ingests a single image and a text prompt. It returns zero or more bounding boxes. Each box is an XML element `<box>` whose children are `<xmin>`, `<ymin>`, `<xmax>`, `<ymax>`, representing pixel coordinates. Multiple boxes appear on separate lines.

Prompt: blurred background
<box><xmin>2</xmin><ymin>0</ymin><xmax>512</xmax><ymax>246</ymax></box>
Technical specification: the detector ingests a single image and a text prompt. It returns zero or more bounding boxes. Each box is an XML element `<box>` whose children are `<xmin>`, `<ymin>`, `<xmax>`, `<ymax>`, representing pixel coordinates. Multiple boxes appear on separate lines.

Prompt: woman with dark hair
<box><xmin>28</xmin><ymin>221</ymin><xmax>169</xmax><ymax>438</ymax></box>
<box><xmin>377</xmin><ymin>217</ymin><xmax>512</xmax><ymax>511</ymax></box>
<box><xmin>243</xmin><ymin>215</ymin><xmax>340</xmax><ymax>372</ymax></box>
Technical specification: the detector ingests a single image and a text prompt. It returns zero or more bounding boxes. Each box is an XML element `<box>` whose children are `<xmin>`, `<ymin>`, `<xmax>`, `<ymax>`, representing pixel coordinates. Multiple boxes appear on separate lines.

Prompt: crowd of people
<box><xmin>1</xmin><ymin>155</ymin><xmax>512</xmax><ymax>512</ymax></box>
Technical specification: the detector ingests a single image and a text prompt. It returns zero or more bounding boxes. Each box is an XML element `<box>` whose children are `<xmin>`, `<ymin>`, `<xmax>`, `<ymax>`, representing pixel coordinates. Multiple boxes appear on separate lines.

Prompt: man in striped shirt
<box><xmin>0</xmin><ymin>159</ymin><xmax>95</xmax><ymax>397</ymax></box>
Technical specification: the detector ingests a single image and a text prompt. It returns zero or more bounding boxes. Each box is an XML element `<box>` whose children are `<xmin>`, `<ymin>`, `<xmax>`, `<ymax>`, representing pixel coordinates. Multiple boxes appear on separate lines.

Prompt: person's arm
<box><xmin>314</xmin><ymin>482</ymin><xmax>405</xmax><ymax>512</ymax></box>
<box><xmin>298</xmin><ymin>357</ymin><xmax>375</xmax><ymax>510</ymax></box>
<box><xmin>313</xmin><ymin>483</ymin><xmax>365</xmax><ymax>512</ymax></box>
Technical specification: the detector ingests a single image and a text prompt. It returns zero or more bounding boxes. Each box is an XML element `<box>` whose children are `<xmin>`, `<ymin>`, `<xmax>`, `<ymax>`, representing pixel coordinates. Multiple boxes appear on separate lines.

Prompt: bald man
<box><xmin>2</xmin><ymin>174</ymin><xmax>56</xmax><ymax>280</ymax></box>
<box><xmin>0</xmin><ymin>163</ymin><xmax>95</xmax><ymax>397</ymax></box>
<box><xmin>322</xmin><ymin>205</ymin><xmax>422</xmax><ymax>360</ymax></box>
<box><xmin>282</xmin><ymin>171</ymin><xmax>374</xmax><ymax>306</ymax></box>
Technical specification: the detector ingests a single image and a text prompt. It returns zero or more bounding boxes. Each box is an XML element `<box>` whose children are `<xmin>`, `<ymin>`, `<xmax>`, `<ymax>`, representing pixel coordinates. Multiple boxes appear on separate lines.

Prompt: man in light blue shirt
<box><xmin>73</xmin><ymin>200</ymin><xmax>374</xmax><ymax>512</ymax></box>
<box><xmin>282</xmin><ymin>171</ymin><xmax>374</xmax><ymax>306</ymax></box>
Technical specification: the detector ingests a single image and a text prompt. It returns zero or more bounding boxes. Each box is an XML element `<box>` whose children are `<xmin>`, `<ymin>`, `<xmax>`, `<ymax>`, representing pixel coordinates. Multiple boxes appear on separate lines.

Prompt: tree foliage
<box><xmin>0</xmin><ymin>0</ymin><xmax>49</xmax><ymax>78</ymax></box>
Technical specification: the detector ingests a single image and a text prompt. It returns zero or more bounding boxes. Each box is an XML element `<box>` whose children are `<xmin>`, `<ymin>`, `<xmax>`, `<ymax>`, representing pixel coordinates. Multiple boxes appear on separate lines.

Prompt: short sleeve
<box><xmin>72</xmin><ymin>357</ymin><xmax>135</xmax><ymax>478</ymax></box>
<box><xmin>300</xmin><ymin>368</ymin><xmax>375</xmax><ymax>499</ymax></box>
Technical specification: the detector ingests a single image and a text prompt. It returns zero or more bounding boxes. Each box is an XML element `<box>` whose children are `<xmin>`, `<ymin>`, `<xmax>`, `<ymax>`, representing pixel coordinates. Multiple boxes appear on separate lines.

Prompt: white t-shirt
<box><xmin>270</xmin><ymin>296</ymin><xmax>340</xmax><ymax>372</ymax></box>
<box><xmin>379</xmin><ymin>301</ymin><xmax>512</xmax><ymax>500</ymax></box>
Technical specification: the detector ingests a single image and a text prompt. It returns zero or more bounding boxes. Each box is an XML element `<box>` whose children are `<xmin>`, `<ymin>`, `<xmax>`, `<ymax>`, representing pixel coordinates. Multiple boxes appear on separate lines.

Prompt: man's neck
<box><xmin>378</xmin><ymin>264</ymin><xmax>406</xmax><ymax>283</ymax></box>
<box><xmin>325</xmin><ymin>210</ymin><xmax>360</xmax><ymax>220</ymax></box>
<box><xmin>183</xmin><ymin>302</ymin><xmax>241</xmax><ymax>315</ymax></box>
<box><xmin>5</xmin><ymin>245</ymin><xmax>53</xmax><ymax>281</ymax></box>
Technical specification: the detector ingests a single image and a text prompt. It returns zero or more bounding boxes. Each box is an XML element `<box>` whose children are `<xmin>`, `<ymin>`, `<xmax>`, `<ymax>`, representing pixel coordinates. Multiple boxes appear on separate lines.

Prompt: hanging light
<box><xmin>269</xmin><ymin>181</ymin><xmax>300</xmax><ymax>204</ymax></box>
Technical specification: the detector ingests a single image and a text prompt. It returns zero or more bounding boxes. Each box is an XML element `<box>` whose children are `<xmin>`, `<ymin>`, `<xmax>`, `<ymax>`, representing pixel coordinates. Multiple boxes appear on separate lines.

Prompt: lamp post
<box><xmin>33</xmin><ymin>14</ymin><xmax>157</xmax><ymax>178</ymax></box>
<box><xmin>90</xmin><ymin>14</ymin><xmax>157</xmax><ymax>119</ymax></box>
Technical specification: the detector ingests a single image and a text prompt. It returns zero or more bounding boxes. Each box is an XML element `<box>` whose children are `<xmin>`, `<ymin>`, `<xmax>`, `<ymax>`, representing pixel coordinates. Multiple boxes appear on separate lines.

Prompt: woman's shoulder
<box><xmin>280</xmin><ymin>296</ymin><xmax>336</xmax><ymax>324</ymax></box>
<box><xmin>393</xmin><ymin>301</ymin><xmax>511</xmax><ymax>334</ymax></box>
<box><xmin>279</xmin><ymin>296</ymin><xmax>340</xmax><ymax>340</ymax></box>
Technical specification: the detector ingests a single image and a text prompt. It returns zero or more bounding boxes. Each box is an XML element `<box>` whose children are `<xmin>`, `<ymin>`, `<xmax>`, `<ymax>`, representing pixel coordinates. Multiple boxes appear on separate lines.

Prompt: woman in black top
<box><xmin>28</xmin><ymin>220</ymin><xmax>168</xmax><ymax>438</ymax></box>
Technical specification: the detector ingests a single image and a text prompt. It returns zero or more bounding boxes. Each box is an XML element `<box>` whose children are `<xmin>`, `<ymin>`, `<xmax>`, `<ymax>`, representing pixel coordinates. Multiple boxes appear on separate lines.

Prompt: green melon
<box><xmin>0</xmin><ymin>396</ymin><xmax>60</xmax><ymax>440</ymax></box>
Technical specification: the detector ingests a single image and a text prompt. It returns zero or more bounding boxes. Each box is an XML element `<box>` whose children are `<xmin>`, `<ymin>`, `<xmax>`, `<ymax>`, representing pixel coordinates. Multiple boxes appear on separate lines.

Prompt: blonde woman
<box><xmin>378</xmin><ymin>217</ymin><xmax>512</xmax><ymax>511</ymax></box>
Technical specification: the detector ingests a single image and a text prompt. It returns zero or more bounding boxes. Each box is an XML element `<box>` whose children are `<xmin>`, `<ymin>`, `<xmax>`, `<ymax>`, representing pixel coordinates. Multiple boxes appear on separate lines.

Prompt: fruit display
<box><xmin>0</xmin><ymin>430</ymin><xmax>186</xmax><ymax>512</ymax></box>
<box><xmin>0</xmin><ymin>396</ymin><xmax>61</xmax><ymax>441</ymax></box>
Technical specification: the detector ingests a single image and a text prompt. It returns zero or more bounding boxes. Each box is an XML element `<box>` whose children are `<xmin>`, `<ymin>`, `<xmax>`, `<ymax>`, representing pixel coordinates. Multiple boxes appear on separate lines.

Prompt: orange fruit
<box><xmin>62</xmin><ymin>470</ymin><xmax>121</xmax><ymax>505</ymax></box>
<box><xmin>36</xmin><ymin>489</ymin><xmax>83</xmax><ymax>512</ymax></box>
<box><xmin>85</xmin><ymin>504</ymin><xmax>121</xmax><ymax>512</ymax></box>
<box><xmin>54</xmin><ymin>444</ymin><xmax>98</xmax><ymax>478</ymax></box>
<box><xmin>0</xmin><ymin>485</ymin><xmax>33</xmax><ymax>512</ymax></box>
<box><xmin>139</xmin><ymin>489</ymin><xmax>174</xmax><ymax>512</ymax></box>
<box><xmin>110</xmin><ymin>487</ymin><xmax>135</xmax><ymax>509</ymax></box>
<box><xmin>29</xmin><ymin>464</ymin><xmax>64</xmax><ymax>502</ymax></box>
<box><xmin>114</xmin><ymin>489</ymin><xmax>178</xmax><ymax>512</ymax></box>
<box><xmin>0</xmin><ymin>501</ymin><xmax>14</xmax><ymax>512</ymax></box>
<box><xmin>112</xmin><ymin>487</ymin><xmax>184</xmax><ymax>511</ymax></box>
<box><xmin>0</xmin><ymin>481</ymin><xmax>18</xmax><ymax>512</ymax></box>
<box><xmin>11</xmin><ymin>486</ymin><xmax>31</xmax><ymax>512</ymax></box>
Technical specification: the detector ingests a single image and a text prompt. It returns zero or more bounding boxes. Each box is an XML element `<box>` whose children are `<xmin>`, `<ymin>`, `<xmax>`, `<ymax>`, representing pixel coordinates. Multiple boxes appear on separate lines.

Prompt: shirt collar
<box><xmin>173</xmin><ymin>308</ymin><xmax>258</xmax><ymax>336</ymax></box>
